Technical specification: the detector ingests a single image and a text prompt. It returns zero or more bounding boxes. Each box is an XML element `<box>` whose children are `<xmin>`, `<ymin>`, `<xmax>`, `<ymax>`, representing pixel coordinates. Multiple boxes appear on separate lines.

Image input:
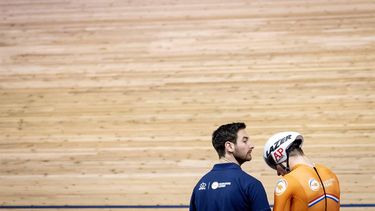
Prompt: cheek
<box><xmin>238</xmin><ymin>145</ymin><xmax>247</xmax><ymax>153</ymax></box>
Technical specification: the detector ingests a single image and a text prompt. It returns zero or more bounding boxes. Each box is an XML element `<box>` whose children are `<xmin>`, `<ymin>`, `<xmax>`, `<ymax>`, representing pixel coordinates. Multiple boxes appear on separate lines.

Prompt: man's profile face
<box><xmin>233</xmin><ymin>129</ymin><xmax>254</xmax><ymax>164</ymax></box>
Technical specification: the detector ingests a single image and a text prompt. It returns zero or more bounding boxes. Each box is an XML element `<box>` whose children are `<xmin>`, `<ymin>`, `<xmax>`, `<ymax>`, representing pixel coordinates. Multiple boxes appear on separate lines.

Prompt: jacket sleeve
<box><xmin>189</xmin><ymin>188</ymin><xmax>196</xmax><ymax>211</ymax></box>
<box><xmin>273</xmin><ymin>178</ymin><xmax>292</xmax><ymax>211</ymax></box>
<box><xmin>247</xmin><ymin>180</ymin><xmax>271</xmax><ymax>211</ymax></box>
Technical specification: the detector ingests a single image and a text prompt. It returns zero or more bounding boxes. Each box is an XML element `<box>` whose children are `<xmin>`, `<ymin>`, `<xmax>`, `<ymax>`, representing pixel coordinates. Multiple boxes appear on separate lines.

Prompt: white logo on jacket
<box><xmin>198</xmin><ymin>182</ymin><xmax>206</xmax><ymax>190</ymax></box>
<box><xmin>211</xmin><ymin>181</ymin><xmax>231</xmax><ymax>190</ymax></box>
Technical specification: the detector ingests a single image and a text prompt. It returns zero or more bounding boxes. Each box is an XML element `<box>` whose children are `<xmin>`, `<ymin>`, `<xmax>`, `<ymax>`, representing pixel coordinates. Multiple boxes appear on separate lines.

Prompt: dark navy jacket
<box><xmin>190</xmin><ymin>163</ymin><xmax>271</xmax><ymax>211</ymax></box>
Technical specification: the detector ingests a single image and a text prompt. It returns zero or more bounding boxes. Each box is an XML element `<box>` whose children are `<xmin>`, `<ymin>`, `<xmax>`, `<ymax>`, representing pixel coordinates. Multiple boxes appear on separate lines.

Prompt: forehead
<box><xmin>237</xmin><ymin>128</ymin><xmax>248</xmax><ymax>138</ymax></box>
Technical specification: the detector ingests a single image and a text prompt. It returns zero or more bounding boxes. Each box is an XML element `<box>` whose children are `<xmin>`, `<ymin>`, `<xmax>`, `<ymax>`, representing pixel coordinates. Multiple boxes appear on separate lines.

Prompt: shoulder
<box><xmin>237</xmin><ymin>169</ymin><xmax>263</xmax><ymax>184</ymax></box>
<box><xmin>274</xmin><ymin>172</ymin><xmax>300</xmax><ymax>194</ymax></box>
<box><xmin>315</xmin><ymin>163</ymin><xmax>340</xmax><ymax>183</ymax></box>
<box><xmin>282</xmin><ymin>169</ymin><xmax>300</xmax><ymax>183</ymax></box>
<box><xmin>193</xmin><ymin>170</ymin><xmax>214</xmax><ymax>188</ymax></box>
<box><xmin>273</xmin><ymin>173</ymin><xmax>302</xmax><ymax>197</ymax></box>
<box><xmin>315</xmin><ymin>163</ymin><xmax>337</xmax><ymax>175</ymax></box>
<box><xmin>315</xmin><ymin>163</ymin><xmax>332</xmax><ymax>171</ymax></box>
<box><xmin>274</xmin><ymin>177</ymin><xmax>289</xmax><ymax>195</ymax></box>
<box><xmin>236</xmin><ymin>170</ymin><xmax>267</xmax><ymax>194</ymax></box>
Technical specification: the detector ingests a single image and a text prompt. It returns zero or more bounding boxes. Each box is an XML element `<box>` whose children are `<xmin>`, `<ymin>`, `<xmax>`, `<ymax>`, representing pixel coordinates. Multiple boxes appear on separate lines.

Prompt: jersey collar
<box><xmin>213</xmin><ymin>163</ymin><xmax>241</xmax><ymax>170</ymax></box>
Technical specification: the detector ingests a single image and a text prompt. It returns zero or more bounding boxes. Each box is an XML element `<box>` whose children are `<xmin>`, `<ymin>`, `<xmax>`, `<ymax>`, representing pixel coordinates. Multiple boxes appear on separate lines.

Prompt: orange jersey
<box><xmin>273</xmin><ymin>164</ymin><xmax>340</xmax><ymax>211</ymax></box>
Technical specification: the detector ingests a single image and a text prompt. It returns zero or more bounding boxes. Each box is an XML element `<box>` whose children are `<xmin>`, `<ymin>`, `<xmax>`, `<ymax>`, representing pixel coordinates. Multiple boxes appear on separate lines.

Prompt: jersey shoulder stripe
<box><xmin>326</xmin><ymin>194</ymin><xmax>340</xmax><ymax>203</ymax></box>
<box><xmin>308</xmin><ymin>194</ymin><xmax>325</xmax><ymax>207</ymax></box>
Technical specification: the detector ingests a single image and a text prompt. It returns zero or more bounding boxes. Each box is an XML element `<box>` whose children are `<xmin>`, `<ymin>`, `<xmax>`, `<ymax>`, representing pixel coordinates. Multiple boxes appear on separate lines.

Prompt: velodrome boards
<box><xmin>0</xmin><ymin>0</ymin><xmax>374</xmax><ymax>210</ymax></box>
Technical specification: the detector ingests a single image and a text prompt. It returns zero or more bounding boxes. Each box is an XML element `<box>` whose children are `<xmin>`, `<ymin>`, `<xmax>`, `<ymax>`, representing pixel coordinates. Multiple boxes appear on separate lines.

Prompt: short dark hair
<box><xmin>212</xmin><ymin>122</ymin><xmax>246</xmax><ymax>158</ymax></box>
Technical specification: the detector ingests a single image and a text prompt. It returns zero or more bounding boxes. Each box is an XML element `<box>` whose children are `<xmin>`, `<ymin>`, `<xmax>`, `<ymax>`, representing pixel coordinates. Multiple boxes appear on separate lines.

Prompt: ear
<box><xmin>225</xmin><ymin>141</ymin><xmax>235</xmax><ymax>153</ymax></box>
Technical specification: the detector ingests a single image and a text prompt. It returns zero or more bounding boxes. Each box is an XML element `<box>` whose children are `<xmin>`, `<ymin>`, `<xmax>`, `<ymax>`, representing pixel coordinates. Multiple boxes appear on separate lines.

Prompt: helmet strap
<box><xmin>277</xmin><ymin>153</ymin><xmax>291</xmax><ymax>173</ymax></box>
<box><xmin>286</xmin><ymin>152</ymin><xmax>290</xmax><ymax>172</ymax></box>
<box><xmin>278</xmin><ymin>162</ymin><xmax>290</xmax><ymax>173</ymax></box>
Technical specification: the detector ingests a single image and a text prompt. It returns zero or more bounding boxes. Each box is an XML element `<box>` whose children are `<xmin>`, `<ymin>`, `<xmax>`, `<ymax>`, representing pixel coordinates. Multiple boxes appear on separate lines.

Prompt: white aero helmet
<box><xmin>263</xmin><ymin>131</ymin><xmax>304</xmax><ymax>170</ymax></box>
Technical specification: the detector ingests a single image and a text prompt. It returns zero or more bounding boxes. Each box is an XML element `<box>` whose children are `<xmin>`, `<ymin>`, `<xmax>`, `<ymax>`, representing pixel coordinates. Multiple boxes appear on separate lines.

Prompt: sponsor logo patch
<box><xmin>211</xmin><ymin>181</ymin><xmax>231</xmax><ymax>190</ymax></box>
<box><xmin>309</xmin><ymin>178</ymin><xmax>320</xmax><ymax>191</ymax></box>
<box><xmin>323</xmin><ymin>178</ymin><xmax>335</xmax><ymax>188</ymax></box>
<box><xmin>198</xmin><ymin>182</ymin><xmax>206</xmax><ymax>190</ymax></box>
<box><xmin>275</xmin><ymin>179</ymin><xmax>287</xmax><ymax>195</ymax></box>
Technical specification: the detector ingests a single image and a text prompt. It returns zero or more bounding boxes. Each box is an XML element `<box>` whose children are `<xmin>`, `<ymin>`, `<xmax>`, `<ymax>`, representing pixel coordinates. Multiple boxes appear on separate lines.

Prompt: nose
<box><xmin>249</xmin><ymin>141</ymin><xmax>255</xmax><ymax>149</ymax></box>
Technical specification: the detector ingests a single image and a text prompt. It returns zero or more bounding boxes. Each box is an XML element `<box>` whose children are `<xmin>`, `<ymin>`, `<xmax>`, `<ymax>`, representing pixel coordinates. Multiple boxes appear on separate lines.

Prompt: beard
<box><xmin>233</xmin><ymin>150</ymin><xmax>252</xmax><ymax>165</ymax></box>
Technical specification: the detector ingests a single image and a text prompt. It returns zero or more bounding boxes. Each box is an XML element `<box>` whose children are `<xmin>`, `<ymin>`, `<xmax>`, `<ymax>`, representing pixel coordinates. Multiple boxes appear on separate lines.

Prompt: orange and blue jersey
<box><xmin>273</xmin><ymin>163</ymin><xmax>340</xmax><ymax>211</ymax></box>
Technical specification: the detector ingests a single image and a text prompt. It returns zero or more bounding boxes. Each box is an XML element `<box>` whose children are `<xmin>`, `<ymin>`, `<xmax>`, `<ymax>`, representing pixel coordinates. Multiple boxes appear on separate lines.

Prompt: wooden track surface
<box><xmin>1</xmin><ymin>0</ymin><xmax>375</xmax><ymax>210</ymax></box>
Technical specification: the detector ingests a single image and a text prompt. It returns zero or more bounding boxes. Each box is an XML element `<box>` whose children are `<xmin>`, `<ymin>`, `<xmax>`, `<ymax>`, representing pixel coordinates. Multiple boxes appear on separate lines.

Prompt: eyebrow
<box><xmin>243</xmin><ymin>136</ymin><xmax>249</xmax><ymax>141</ymax></box>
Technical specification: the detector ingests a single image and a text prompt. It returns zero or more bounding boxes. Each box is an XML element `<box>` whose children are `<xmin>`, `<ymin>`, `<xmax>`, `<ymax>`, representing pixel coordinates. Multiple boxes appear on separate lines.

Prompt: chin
<box><xmin>247</xmin><ymin>154</ymin><xmax>252</xmax><ymax>161</ymax></box>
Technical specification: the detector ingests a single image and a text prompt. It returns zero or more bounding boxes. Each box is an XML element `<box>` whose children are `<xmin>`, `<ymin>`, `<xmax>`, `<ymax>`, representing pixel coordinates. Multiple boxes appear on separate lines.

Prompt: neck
<box><xmin>288</xmin><ymin>155</ymin><xmax>314</xmax><ymax>170</ymax></box>
<box><xmin>220</xmin><ymin>155</ymin><xmax>240</xmax><ymax>165</ymax></box>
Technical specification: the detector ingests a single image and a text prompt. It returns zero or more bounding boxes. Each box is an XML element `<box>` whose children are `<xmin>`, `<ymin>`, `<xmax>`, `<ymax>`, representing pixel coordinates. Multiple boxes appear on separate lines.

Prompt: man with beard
<box><xmin>189</xmin><ymin>122</ymin><xmax>271</xmax><ymax>211</ymax></box>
